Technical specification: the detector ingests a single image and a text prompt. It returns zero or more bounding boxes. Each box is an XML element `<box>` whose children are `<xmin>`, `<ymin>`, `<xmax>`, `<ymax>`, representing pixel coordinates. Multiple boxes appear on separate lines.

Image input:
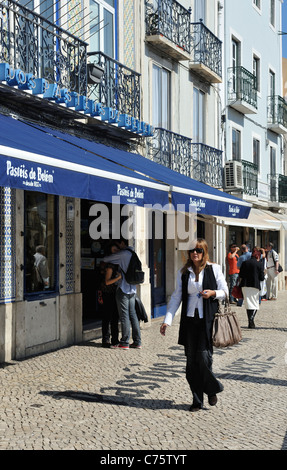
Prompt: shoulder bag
<box><xmin>212</xmin><ymin>299</ymin><xmax>242</xmax><ymax>348</ymax></box>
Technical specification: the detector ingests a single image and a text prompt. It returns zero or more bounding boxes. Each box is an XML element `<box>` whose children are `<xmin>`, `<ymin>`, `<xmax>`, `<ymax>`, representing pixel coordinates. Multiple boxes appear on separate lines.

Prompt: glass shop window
<box><xmin>24</xmin><ymin>192</ymin><xmax>57</xmax><ymax>295</ymax></box>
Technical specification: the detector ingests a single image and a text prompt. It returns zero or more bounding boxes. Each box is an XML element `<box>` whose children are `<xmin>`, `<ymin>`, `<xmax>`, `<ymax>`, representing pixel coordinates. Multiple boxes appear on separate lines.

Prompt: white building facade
<box><xmin>218</xmin><ymin>0</ymin><xmax>287</xmax><ymax>290</ymax></box>
<box><xmin>0</xmin><ymin>0</ymin><xmax>252</xmax><ymax>362</ymax></box>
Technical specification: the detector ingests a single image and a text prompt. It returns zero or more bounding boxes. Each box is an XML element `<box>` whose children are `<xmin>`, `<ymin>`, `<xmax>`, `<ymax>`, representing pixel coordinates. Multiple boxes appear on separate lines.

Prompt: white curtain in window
<box><xmin>152</xmin><ymin>64</ymin><xmax>170</xmax><ymax>128</ymax></box>
<box><xmin>194</xmin><ymin>0</ymin><xmax>206</xmax><ymax>22</ymax></box>
<box><xmin>193</xmin><ymin>88</ymin><xmax>204</xmax><ymax>142</ymax></box>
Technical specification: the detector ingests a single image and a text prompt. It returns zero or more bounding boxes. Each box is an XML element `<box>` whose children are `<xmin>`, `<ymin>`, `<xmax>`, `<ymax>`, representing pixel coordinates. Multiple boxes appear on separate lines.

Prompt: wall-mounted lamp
<box><xmin>87</xmin><ymin>63</ymin><xmax>105</xmax><ymax>85</ymax></box>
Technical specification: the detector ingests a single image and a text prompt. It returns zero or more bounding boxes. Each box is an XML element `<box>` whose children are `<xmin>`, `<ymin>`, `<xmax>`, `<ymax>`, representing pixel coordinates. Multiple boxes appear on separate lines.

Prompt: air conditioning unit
<box><xmin>224</xmin><ymin>161</ymin><xmax>243</xmax><ymax>190</ymax></box>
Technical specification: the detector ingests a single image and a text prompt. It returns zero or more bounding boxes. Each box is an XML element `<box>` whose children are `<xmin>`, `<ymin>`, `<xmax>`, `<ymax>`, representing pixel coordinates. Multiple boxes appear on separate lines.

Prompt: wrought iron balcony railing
<box><xmin>191</xmin><ymin>143</ymin><xmax>223</xmax><ymax>188</ymax></box>
<box><xmin>268</xmin><ymin>174</ymin><xmax>287</xmax><ymax>203</ymax></box>
<box><xmin>228</xmin><ymin>66</ymin><xmax>257</xmax><ymax>111</ymax></box>
<box><xmin>267</xmin><ymin>95</ymin><xmax>287</xmax><ymax>132</ymax></box>
<box><xmin>242</xmin><ymin>160</ymin><xmax>258</xmax><ymax>196</ymax></box>
<box><xmin>147</xmin><ymin>128</ymin><xmax>223</xmax><ymax>187</ymax></box>
<box><xmin>190</xmin><ymin>21</ymin><xmax>222</xmax><ymax>81</ymax></box>
<box><xmin>0</xmin><ymin>0</ymin><xmax>87</xmax><ymax>95</ymax></box>
<box><xmin>145</xmin><ymin>0</ymin><xmax>191</xmax><ymax>54</ymax></box>
<box><xmin>278</xmin><ymin>174</ymin><xmax>287</xmax><ymax>203</ymax></box>
<box><xmin>87</xmin><ymin>52</ymin><xmax>141</xmax><ymax>120</ymax></box>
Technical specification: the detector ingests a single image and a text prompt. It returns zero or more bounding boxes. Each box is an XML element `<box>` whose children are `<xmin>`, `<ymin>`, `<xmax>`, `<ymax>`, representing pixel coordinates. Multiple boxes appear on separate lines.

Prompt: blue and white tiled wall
<box><xmin>0</xmin><ymin>187</ymin><xmax>16</xmax><ymax>303</ymax></box>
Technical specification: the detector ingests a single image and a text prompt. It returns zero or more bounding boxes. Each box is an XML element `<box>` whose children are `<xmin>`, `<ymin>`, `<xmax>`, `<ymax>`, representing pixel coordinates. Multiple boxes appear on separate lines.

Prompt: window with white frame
<box><xmin>232</xmin><ymin>128</ymin><xmax>241</xmax><ymax>161</ymax></box>
<box><xmin>152</xmin><ymin>64</ymin><xmax>171</xmax><ymax>129</ymax></box>
<box><xmin>89</xmin><ymin>0</ymin><xmax>115</xmax><ymax>57</ymax></box>
<box><xmin>253</xmin><ymin>0</ymin><xmax>261</xmax><ymax>10</ymax></box>
<box><xmin>193</xmin><ymin>87</ymin><xmax>205</xmax><ymax>143</ymax></box>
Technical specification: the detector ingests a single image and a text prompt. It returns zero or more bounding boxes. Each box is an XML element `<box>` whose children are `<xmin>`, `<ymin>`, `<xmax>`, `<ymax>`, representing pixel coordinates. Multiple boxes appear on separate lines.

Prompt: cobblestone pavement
<box><xmin>0</xmin><ymin>291</ymin><xmax>286</xmax><ymax>453</ymax></box>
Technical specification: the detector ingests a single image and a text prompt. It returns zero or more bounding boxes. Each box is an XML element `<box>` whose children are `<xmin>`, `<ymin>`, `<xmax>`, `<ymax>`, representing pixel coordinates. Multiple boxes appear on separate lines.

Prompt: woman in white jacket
<box><xmin>160</xmin><ymin>239</ymin><xmax>228</xmax><ymax>412</ymax></box>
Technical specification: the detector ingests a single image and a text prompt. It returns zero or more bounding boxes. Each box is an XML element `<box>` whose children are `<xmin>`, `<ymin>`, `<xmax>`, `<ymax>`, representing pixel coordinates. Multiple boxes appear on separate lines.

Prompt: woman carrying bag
<box><xmin>160</xmin><ymin>238</ymin><xmax>228</xmax><ymax>412</ymax></box>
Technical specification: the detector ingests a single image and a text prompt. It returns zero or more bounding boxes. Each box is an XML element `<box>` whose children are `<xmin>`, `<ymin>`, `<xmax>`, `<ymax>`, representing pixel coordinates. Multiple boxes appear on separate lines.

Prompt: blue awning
<box><xmin>0</xmin><ymin>114</ymin><xmax>251</xmax><ymax>218</ymax></box>
<box><xmin>0</xmin><ymin>114</ymin><xmax>169</xmax><ymax>207</ymax></box>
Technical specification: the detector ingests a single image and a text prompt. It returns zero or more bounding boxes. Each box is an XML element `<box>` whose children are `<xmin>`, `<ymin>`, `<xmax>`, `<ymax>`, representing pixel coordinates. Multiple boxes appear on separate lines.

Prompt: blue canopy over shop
<box><xmin>0</xmin><ymin>113</ymin><xmax>251</xmax><ymax>218</ymax></box>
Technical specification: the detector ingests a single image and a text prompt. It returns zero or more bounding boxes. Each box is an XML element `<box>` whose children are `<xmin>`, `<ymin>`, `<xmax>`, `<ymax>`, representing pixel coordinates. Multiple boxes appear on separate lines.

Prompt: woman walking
<box><xmin>160</xmin><ymin>239</ymin><xmax>228</xmax><ymax>412</ymax></box>
<box><xmin>239</xmin><ymin>246</ymin><xmax>265</xmax><ymax>328</ymax></box>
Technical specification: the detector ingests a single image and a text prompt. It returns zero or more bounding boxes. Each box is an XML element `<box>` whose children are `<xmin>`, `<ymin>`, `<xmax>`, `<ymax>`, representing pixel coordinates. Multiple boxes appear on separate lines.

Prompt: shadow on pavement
<box><xmin>39</xmin><ymin>390</ymin><xmax>190</xmax><ymax>411</ymax></box>
<box><xmin>217</xmin><ymin>373</ymin><xmax>287</xmax><ymax>387</ymax></box>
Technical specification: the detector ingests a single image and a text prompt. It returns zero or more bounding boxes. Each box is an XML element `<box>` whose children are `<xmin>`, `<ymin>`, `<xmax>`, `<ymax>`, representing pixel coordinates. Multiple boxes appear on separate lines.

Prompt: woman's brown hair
<box><xmin>181</xmin><ymin>238</ymin><xmax>210</xmax><ymax>274</ymax></box>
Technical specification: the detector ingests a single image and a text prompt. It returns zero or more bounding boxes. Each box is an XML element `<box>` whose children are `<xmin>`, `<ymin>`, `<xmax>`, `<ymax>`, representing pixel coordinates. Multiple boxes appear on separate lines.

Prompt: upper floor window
<box><xmin>18</xmin><ymin>0</ymin><xmax>55</xmax><ymax>21</ymax></box>
<box><xmin>152</xmin><ymin>64</ymin><xmax>171</xmax><ymax>129</ymax></box>
<box><xmin>253</xmin><ymin>0</ymin><xmax>261</xmax><ymax>10</ymax></box>
<box><xmin>253</xmin><ymin>138</ymin><xmax>260</xmax><ymax>170</ymax></box>
<box><xmin>193</xmin><ymin>87</ymin><xmax>205</xmax><ymax>143</ymax></box>
<box><xmin>270</xmin><ymin>0</ymin><xmax>275</xmax><ymax>27</ymax></box>
<box><xmin>232</xmin><ymin>128</ymin><xmax>241</xmax><ymax>161</ymax></box>
<box><xmin>194</xmin><ymin>0</ymin><xmax>206</xmax><ymax>22</ymax></box>
<box><xmin>25</xmin><ymin>192</ymin><xmax>57</xmax><ymax>295</ymax></box>
<box><xmin>269</xmin><ymin>69</ymin><xmax>275</xmax><ymax>97</ymax></box>
<box><xmin>253</xmin><ymin>55</ymin><xmax>260</xmax><ymax>92</ymax></box>
<box><xmin>270</xmin><ymin>146</ymin><xmax>276</xmax><ymax>175</ymax></box>
<box><xmin>89</xmin><ymin>0</ymin><xmax>115</xmax><ymax>57</ymax></box>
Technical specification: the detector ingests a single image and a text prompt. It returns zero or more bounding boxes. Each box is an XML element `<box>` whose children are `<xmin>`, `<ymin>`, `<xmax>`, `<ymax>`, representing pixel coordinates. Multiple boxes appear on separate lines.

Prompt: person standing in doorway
<box><xmin>265</xmin><ymin>243</ymin><xmax>280</xmax><ymax>300</ymax></box>
<box><xmin>100</xmin><ymin>242</ymin><xmax>121</xmax><ymax>348</ymax></box>
<box><xmin>103</xmin><ymin>239</ymin><xmax>142</xmax><ymax>350</ymax></box>
<box><xmin>227</xmin><ymin>244</ymin><xmax>240</xmax><ymax>304</ymax></box>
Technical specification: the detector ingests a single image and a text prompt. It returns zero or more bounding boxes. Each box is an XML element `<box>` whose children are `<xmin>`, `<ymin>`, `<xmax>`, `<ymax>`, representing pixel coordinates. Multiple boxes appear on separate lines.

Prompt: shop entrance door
<box><xmin>149</xmin><ymin>211</ymin><xmax>166</xmax><ymax>318</ymax></box>
<box><xmin>80</xmin><ymin>199</ymin><xmax>128</xmax><ymax>327</ymax></box>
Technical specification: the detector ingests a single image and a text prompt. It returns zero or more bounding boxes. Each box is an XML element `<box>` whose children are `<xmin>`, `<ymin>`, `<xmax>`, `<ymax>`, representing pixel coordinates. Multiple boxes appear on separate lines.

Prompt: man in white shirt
<box><xmin>265</xmin><ymin>243</ymin><xmax>279</xmax><ymax>300</ymax></box>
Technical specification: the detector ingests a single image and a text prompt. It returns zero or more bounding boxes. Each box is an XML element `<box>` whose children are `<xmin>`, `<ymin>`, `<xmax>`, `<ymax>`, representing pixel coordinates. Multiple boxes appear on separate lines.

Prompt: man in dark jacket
<box><xmin>239</xmin><ymin>247</ymin><xmax>265</xmax><ymax>328</ymax></box>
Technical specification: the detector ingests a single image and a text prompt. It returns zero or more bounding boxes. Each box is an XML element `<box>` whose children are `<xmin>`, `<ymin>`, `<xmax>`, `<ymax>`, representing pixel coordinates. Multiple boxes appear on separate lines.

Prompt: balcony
<box><xmin>87</xmin><ymin>52</ymin><xmax>141</xmax><ymax>120</ymax></box>
<box><xmin>268</xmin><ymin>174</ymin><xmax>287</xmax><ymax>203</ymax></box>
<box><xmin>189</xmin><ymin>21</ymin><xmax>222</xmax><ymax>83</ymax></box>
<box><xmin>267</xmin><ymin>95</ymin><xmax>287</xmax><ymax>135</ymax></box>
<box><xmin>242</xmin><ymin>160</ymin><xmax>258</xmax><ymax>197</ymax></box>
<box><xmin>147</xmin><ymin>128</ymin><xmax>223</xmax><ymax>187</ymax></box>
<box><xmin>145</xmin><ymin>0</ymin><xmax>191</xmax><ymax>61</ymax></box>
<box><xmin>227</xmin><ymin>66</ymin><xmax>257</xmax><ymax>114</ymax></box>
<box><xmin>0</xmin><ymin>0</ymin><xmax>87</xmax><ymax>95</ymax></box>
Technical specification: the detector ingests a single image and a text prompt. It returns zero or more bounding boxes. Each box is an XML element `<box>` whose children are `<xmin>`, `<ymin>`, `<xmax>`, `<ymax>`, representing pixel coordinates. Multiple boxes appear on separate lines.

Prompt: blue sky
<box><xmin>283</xmin><ymin>0</ymin><xmax>287</xmax><ymax>57</ymax></box>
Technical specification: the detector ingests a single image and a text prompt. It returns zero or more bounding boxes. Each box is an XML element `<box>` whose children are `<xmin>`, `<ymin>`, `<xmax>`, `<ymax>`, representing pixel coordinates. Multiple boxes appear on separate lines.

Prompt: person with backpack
<box><xmin>103</xmin><ymin>238</ymin><xmax>143</xmax><ymax>349</ymax></box>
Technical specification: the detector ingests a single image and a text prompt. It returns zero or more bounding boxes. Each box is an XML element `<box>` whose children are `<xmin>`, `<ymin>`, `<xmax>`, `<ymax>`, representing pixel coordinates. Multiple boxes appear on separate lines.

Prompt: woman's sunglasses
<box><xmin>189</xmin><ymin>248</ymin><xmax>204</xmax><ymax>254</ymax></box>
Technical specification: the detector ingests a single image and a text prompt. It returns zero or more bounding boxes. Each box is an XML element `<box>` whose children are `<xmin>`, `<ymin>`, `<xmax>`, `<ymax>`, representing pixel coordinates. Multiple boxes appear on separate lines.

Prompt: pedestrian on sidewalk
<box><xmin>265</xmin><ymin>242</ymin><xmax>280</xmax><ymax>300</ymax></box>
<box><xmin>259</xmin><ymin>248</ymin><xmax>267</xmax><ymax>301</ymax></box>
<box><xmin>103</xmin><ymin>238</ymin><xmax>142</xmax><ymax>350</ymax></box>
<box><xmin>160</xmin><ymin>238</ymin><xmax>228</xmax><ymax>412</ymax></box>
<box><xmin>227</xmin><ymin>244</ymin><xmax>240</xmax><ymax>304</ymax></box>
<box><xmin>100</xmin><ymin>241</ymin><xmax>121</xmax><ymax>348</ymax></box>
<box><xmin>236</xmin><ymin>244</ymin><xmax>252</xmax><ymax>306</ymax></box>
<box><xmin>239</xmin><ymin>246</ymin><xmax>265</xmax><ymax>328</ymax></box>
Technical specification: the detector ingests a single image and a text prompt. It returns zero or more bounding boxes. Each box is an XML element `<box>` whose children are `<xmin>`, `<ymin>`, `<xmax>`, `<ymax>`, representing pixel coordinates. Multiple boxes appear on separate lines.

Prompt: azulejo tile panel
<box><xmin>66</xmin><ymin>198</ymin><xmax>75</xmax><ymax>293</ymax></box>
<box><xmin>0</xmin><ymin>187</ymin><xmax>16</xmax><ymax>303</ymax></box>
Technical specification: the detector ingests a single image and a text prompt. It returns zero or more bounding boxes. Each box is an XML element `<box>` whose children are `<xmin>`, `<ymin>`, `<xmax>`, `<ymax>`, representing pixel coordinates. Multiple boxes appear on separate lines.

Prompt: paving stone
<box><xmin>0</xmin><ymin>292</ymin><xmax>286</xmax><ymax>451</ymax></box>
